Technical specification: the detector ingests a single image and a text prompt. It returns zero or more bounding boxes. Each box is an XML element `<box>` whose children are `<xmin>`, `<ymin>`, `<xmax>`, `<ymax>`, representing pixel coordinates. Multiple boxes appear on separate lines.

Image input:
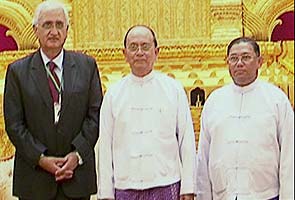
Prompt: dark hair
<box><xmin>227</xmin><ymin>37</ymin><xmax>260</xmax><ymax>56</ymax></box>
<box><xmin>123</xmin><ymin>25</ymin><xmax>158</xmax><ymax>48</ymax></box>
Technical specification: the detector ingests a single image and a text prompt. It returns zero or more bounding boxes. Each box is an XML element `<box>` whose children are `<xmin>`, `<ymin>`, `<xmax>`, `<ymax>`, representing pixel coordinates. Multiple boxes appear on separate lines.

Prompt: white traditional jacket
<box><xmin>196</xmin><ymin>79</ymin><xmax>294</xmax><ymax>200</ymax></box>
<box><xmin>98</xmin><ymin>71</ymin><xmax>196</xmax><ymax>199</ymax></box>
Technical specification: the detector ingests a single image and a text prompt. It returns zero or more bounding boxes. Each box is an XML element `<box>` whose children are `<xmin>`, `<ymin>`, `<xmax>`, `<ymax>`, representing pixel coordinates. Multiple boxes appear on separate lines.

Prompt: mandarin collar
<box><xmin>130</xmin><ymin>70</ymin><xmax>155</xmax><ymax>84</ymax></box>
<box><xmin>232</xmin><ymin>78</ymin><xmax>259</xmax><ymax>94</ymax></box>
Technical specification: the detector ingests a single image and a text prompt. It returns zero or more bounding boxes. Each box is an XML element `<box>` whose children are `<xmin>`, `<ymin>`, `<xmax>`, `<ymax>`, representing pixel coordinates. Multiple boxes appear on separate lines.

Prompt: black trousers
<box><xmin>19</xmin><ymin>186</ymin><xmax>90</xmax><ymax>200</ymax></box>
<box><xmin>19</xmin><ymin>196</ymin><xmax>90</xmax><ymax>200</ymax></box>
<box><xmin>20</xmin><ymin>197</ymin><xmax>89</xmax><ymax>200</ymax></box>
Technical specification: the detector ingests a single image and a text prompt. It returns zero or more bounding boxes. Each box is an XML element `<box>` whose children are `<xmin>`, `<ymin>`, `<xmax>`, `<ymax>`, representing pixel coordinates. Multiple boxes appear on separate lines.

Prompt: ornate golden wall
<box><xmin>2</xmin><ymin>0</ymin><xmax>294</xmax><ymax>49</ymax></box>
<box><xmin>0</xmin><ymin>0</ymin><xmax>294</xmax><ymax>199</ymax></box>
<box><xmin>71</xmin><ymin>0</ymin><xmax>211</xmax><ymax>48</ymax></box>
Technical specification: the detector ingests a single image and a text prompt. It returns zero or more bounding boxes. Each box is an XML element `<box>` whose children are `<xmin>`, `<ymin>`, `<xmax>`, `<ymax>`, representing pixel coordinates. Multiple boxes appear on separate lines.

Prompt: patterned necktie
<box><xmin>47</xmin><ymin>61</ymin><xmax>60</xmax><ymax>103</ymax></box>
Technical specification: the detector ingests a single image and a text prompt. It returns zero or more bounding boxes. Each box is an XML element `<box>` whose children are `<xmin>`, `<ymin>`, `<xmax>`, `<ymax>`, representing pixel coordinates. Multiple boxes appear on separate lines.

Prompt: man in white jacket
<box><xmin>196</xmin><ymin>37</ymin><xmax>294</xmax><ymax>200</ymax></box>
<box><xmin>97</xmin><ymin>25</ymin><xmax>196</xmax><ymax>200</ymax></box>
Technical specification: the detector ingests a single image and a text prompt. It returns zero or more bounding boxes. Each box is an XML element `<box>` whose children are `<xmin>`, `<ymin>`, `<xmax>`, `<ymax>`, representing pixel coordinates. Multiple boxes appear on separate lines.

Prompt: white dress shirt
<box><xmin>40</xmin><ymin>48</ymin><xmax>64</xmax><ymax>82</ymax></box>
<box><xmin>98</xmin><ymin>71</ymin><xmax>196</xmax><ymax>199</ymax></box>
<box><xmin>196</xmin><ymin>79</ymin><xmax>294</xmax><ymax>200</ymax></box>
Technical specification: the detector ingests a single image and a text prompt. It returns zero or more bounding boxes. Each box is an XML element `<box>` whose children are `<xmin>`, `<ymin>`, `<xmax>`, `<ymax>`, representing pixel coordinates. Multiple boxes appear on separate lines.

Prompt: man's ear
<box><xmin>155</xmin><ymin>47</ymin><xmax>160</xmax><ymax>56</ymax></box>
<box><xmin>258</xmin><ymin>56</ymin><xmax>263</xmax><ymax>69</ymax></box>
<box><xmin>33</xmin><ymin>25</ymin><xmax>37</xmax><ymax>33</ymax></box>
<box><xmin>225</xmin><ymin>56</ymin><xmax>229</xmax><ymax>65</ymax></box>
<box><xmin>123</xmin><ymin>48</ymin><xmax>128</xmax><ymax>61</ymax></box>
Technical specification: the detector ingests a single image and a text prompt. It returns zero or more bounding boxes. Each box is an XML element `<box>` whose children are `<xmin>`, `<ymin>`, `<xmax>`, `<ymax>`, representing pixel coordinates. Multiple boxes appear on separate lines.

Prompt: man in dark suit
<box><xmin>3</xmin><ymin>1</ymin><xmax>103</xmax><ymax>200</ymax></box>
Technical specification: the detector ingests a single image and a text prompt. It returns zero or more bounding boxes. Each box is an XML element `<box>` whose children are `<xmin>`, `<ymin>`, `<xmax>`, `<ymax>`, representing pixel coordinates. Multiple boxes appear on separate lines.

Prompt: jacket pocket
<box><xmin>250</xmin><ymin>163</ymin><xmax>277</xmax><ymax>192</ymax></box>
<box><xmin>209</xmin><ymin>163</ymin><xmax>227</xmax><ymax>194</ymax></box>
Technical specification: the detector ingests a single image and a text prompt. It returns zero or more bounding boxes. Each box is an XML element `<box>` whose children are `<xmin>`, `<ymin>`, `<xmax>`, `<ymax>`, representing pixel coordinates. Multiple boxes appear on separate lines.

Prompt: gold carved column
<box><xmin>210</xmin><ymin>0</ymin><xmax>242</xmax><ymax>42</ymax></box>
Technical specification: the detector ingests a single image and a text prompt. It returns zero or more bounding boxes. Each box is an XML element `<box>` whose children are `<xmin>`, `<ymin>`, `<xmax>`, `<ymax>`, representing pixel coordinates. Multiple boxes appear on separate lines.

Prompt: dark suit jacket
<box><xmin>4</xmin><ymin>50</ymin><xmax>103</xmax><ymax>199</ymax></box>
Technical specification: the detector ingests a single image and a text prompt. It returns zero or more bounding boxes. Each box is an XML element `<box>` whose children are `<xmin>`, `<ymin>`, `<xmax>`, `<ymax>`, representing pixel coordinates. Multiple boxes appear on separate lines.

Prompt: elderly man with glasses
<box><xmin>196</xmin><ymin>37</ymin><xmax>294</xmax><ymax>200</ymax></box>
<box><xmin>97</xmin><ymin>25</ymin><xmax>197</xmax><ymax>200</ymax></box>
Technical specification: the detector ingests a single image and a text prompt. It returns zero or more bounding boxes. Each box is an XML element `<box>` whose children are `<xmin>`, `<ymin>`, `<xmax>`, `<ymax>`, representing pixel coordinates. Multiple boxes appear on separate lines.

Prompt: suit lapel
<box><xmin>30</xmin><ymin>50</ymin><xmax>52</xmax><ymax>109</ymax></box>
<box><xmin>60</xmin><ymin>51</ymin><xmax>76</xmax><ymax>115</ymax></box>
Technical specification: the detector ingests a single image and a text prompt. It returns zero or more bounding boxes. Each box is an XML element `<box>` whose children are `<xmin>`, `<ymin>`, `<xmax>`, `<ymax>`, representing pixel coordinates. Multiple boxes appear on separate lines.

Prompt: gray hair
<box><xmin>32</xmin><ymin>0</ymin><xmax>69</xmax><ymax>26</ymax></box>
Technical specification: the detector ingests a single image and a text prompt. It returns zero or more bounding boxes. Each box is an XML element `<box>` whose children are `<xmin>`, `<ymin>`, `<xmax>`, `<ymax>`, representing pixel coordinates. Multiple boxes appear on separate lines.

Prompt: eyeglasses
<box><xmin>227</xmin><ymin>55</ymin><xmax>256</xmax><ymax>64</ymax></box>
<box><xmin>40</xmin><ymin>21</ymin><xmax>66</xmax><ymax>30</ymax></box>
<box><xmin>127</xmin><ymin>43</ymin><xmax>152</xmax><ymax>52</ymax></box>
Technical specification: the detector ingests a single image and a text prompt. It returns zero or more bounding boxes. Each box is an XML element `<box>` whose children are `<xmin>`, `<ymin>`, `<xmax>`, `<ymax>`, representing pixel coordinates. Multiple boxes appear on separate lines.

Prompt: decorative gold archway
<box><xmin>0</xmin><ymin>0</ymin><xmax>37</xmax><ymax>50</ymax></box>
<box><xmin>243</xmin><ymin>0</ymin><xmax>294</xmax><ymax>41</ymax></box>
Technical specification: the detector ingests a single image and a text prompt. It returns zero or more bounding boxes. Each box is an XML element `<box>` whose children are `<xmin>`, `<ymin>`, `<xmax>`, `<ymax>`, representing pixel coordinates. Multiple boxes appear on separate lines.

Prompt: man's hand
<box><xmin>55</xmin><ymin>152</ymin><xmax>79</xmax><ymax>181</ymax></box>
<box><xmin>38</xmin><ymin>155</ymin><xmax>67</xmax><ymax>175</ymax></box>
<box><xmin>180</xmin><ymin>194</ymin><xmax>195</xmax><ymax>200</ymax></box>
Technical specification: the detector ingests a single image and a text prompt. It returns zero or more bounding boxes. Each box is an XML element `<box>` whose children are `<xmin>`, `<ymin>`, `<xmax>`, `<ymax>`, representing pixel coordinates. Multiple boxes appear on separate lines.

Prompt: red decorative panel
<box><xmin>0</xmin><ymin>25</ymin><xmax>18</xmax><ymax>52</ymax></box>
<box><xmin>271</xmin><ymin>11</ymin><xmax>294</xmax><ymax>41</ymax></box>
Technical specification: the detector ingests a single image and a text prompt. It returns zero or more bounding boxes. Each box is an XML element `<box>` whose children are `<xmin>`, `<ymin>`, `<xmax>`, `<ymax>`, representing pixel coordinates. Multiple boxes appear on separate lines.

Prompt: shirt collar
<box><xmin>130</xmin><ymin>70</ymin><xmax>155</xmax><ymax>83</ymax></box>
<box><xmin>40</xmin><ymin>48</ymin><xmax>64</xmax><ymax>70</ymax></box>
<box><xmin>232</xmin><ymin>78</ymin><xmax>259</xmax><ymax>94</ymax></box>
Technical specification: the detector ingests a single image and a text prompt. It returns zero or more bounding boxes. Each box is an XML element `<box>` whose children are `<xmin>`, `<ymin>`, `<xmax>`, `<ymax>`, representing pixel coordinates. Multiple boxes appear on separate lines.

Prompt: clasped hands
<box><xmin>38</xmin><ymin>152</ymin><xmax>79</xmax><ymax>181</ymax></box>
